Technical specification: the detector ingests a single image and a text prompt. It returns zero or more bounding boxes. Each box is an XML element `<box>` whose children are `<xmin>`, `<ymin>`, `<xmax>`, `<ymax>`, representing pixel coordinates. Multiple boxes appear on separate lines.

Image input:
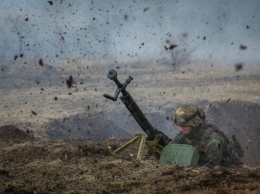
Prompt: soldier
<box><xmin>172</xmin><ymin>105</ymin><xmax>244</xmax><ymax>168</ymax></box>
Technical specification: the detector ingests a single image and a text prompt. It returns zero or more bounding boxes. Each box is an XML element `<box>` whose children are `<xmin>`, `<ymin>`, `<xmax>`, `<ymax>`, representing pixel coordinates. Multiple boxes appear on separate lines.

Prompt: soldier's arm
<box><xmin>200</xmin><ymin>135</ymin><xmax>223</xmax><ymax>167</ymax></box>
<box><xmin>172</xmin><ymin>132</ymin><xmax>186</xmax><ymax>144</ymax></box>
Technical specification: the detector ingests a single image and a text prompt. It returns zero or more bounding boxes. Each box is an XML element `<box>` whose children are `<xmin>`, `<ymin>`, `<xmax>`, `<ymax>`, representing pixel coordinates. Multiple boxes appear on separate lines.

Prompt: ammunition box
<box><xmin>159</xmin><ymin>143</ymin><xmax>199</xmax><ymax>167</ymax></box>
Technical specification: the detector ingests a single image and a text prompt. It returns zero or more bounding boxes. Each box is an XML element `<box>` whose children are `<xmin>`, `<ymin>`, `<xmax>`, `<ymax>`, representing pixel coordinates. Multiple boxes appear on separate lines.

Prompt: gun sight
<box><xmin>106</xmin><ymin>69</ymin><xmax>117</xmax><ymax>80</ymax></box>
<box><xmin>103</xmin><ymin>69</ymin><xmax>133</xmax><ymax>101</ymax></box>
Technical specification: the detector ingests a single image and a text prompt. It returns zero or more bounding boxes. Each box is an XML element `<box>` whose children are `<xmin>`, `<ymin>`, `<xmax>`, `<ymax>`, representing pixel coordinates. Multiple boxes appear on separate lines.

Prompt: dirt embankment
<box><xmin>0</xmin><ymin>126</ymin><xmax>259</xmax><ymax>194</ymax></box>
<box><xmin>44</xmin><ymin>100</ymin><xmax>260</xmax><ymax>167</ymax></box>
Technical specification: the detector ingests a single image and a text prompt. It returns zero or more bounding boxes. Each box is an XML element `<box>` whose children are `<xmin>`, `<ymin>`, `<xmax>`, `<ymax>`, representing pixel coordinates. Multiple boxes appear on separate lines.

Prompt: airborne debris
<box><xmin>39</xmin><ymin>58</ymin><xmax>44</xmax><ymax>66</ymax></box>
<box><xmin>164</xmin><ymin>43</ymin><xmax>177</xmax><ymax>50</ymax></box>
<box><xmin>240</xmin><ymin>44</ymin><xmax>247</xmax><ymax>50</ymax></box>
<box><xmin>66</xmin><ymin>75</ymin><xmax>74</xmax><ymax>88</ymax></box>
<box><xmin>235</xmin><ymin>63</ymin><xmax>243</xmax><ymax>71</ymax></box>
<box><xmin>182</xmin><ymin>32</ymin><xmax>188</xmax><ymax>38</ymax></box>
<box><xmin>165</xmin><ymin>39</ymin><xmax>170</xmax><ymax>44</ymax></box>
<box><xmin>169</xmin><ymin>44</ymin><xmax>177</xmax><ymax>50</ymax></box>
<box><xmin>143</xmin><ymin>7</ymin><xmax>149</xmax><ymax>12</ymax></box>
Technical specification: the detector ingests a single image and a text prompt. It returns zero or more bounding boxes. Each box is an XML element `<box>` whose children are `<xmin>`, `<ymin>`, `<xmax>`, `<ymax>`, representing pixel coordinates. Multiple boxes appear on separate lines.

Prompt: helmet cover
<box><xmin>173</xmin><ymin>105</ymin><xmax>205</xmax><ymax>128</ymax></box>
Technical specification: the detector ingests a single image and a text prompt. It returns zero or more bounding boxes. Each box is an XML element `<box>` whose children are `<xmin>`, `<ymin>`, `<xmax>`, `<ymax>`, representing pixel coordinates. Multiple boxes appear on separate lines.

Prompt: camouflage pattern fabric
<box><xmin>173</xmin><ymin>121</ymin><xmax>244</xmax><ymax>168</ymax></box>
<box><xmin>173</xmin><ymin>105</ymin><xmax>205</xmax><ymax>128</ymax></box>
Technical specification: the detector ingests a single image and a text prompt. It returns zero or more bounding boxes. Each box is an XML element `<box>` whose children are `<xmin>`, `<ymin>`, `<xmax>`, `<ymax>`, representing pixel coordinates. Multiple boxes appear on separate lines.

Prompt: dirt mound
<box><xmin>204</xmin><ymin>100</ymin><xmax>260</xmax><ymax>166</ymax></box>
<box><xmin>45</xmin><ymin>112</ymin><xmax>131</xmax><ymax>140</ymax></box>
<box><xmin>0</xmin><ymin>125</ymin><xmax>30</xmax><ymax>141</ymax></box>
<box><xmin>0</xmin><ymin>139</ymin><xmax>259</xmax><ymax>194</ymax></box>
<box><xmin>43</xmin><ymin>100</ymin><xmax>260</xmax><ymax>167</ymax></box>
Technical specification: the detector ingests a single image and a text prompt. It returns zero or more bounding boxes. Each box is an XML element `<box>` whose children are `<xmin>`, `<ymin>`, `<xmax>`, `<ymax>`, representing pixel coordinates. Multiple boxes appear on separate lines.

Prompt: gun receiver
<box><xmin>103</xmin><ymin>69</ymin><xmax>171</xmax><ymax>153</ymax></box>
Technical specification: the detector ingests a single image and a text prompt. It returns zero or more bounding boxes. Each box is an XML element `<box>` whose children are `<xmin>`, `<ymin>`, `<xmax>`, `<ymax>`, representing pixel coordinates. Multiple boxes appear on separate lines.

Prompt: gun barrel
<box><xmin>104</xmin><ymin>69</ymin><xmax>155</xmax><ymax>136</ymax></box>
<box><xmin>120</xmin><ymin>89</ymin><xmax>156</xmax><ymax>136</ymax></box>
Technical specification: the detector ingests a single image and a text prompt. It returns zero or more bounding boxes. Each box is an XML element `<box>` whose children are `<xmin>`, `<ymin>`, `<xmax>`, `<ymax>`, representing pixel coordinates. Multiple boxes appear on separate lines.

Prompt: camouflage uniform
<box><xmin>172</xmin><ymin>105</ymin><xmax>244</xmax><ymax>168</ymax></box>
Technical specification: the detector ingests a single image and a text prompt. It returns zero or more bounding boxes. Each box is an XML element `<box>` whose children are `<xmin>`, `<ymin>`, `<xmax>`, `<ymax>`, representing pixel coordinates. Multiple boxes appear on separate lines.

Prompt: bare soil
<box><xmin>0</xmin><ymin>126</ymin><xmax>259</xmax><ymax>194</ymax></box>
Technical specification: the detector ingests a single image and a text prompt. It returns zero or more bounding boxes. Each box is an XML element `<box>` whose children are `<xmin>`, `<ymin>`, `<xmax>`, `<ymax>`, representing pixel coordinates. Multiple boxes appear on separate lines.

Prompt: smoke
<box><xmin>0</xmin><ymin>0</ymin><xmax>259</xmax><ymax>68</ymax></box>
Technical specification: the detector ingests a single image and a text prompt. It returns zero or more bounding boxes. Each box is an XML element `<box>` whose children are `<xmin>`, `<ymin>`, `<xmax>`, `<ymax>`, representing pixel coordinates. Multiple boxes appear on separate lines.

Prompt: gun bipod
<box><xmin>107</xmin><ymin>134</ymin><xmax>164</xmax><ymax>166</ymax></box>
<box><xmin>107</xmin><ymin>134</ymin><xmax>146</xmax><ymax>166</ymax></box>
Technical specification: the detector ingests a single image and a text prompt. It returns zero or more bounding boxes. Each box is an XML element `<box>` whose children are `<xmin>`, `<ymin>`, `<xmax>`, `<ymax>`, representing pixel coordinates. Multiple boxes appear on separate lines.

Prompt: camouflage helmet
<box><xmin>173</xmin><ymin>105</ymin><xmax>206</xmax><ymax>128</ymax></box>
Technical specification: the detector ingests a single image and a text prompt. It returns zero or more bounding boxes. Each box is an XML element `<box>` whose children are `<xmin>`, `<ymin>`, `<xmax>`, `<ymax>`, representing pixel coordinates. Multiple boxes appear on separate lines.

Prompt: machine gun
<box><xmin>103</xmin><ymin>69</ymin><xmax>171</xmax><ymax>165</ymax></box>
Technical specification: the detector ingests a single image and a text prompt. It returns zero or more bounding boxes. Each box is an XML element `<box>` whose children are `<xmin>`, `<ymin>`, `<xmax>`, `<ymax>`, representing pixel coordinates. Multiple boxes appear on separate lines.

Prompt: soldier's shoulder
<box><xmin>202</xmin><ymin>124</ymin><xmax>223</xmax><ymax>141</ymax></box>
<box><xmin>203</xmin><ymin>123</ymin><xmax>219</xmax><ymax>135</ymax></box>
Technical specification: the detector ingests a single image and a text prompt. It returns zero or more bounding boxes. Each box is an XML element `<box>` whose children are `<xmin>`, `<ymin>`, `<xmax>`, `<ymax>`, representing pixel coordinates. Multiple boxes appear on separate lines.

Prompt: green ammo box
<box><xmin>159</xmin><ymin>143</ymin><xmax>199</xmax><ymax>167</ymax></box>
